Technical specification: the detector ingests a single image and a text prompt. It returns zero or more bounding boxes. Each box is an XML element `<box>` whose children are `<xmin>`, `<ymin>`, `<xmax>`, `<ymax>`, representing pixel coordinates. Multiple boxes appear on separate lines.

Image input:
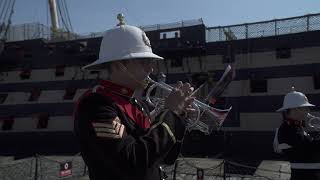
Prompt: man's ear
<box><xmin>108</xmin><ymin>62</ymin><xmax>116</xmax><ymax>72</ymax></box>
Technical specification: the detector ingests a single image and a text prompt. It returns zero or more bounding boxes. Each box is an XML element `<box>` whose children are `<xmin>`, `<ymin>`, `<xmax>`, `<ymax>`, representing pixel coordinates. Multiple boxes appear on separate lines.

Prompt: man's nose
<box><xmin>144</xmin><ymin>62</ymin><xmax>155</xmax><ymax>72</ymax></box>
<box><xmin>146</xmin><ymin>66</ymin><xmax>154</xmax><ymax>73</ymax></box>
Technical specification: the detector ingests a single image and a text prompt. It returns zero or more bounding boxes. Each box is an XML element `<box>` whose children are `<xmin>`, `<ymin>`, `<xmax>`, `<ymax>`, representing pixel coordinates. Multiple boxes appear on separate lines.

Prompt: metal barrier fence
<box><xmin>0</xmin><ymin>157</ymin><xmax>35</xmax><ymax>180</ymax></box>
<box><xmin>0</xmin><ymin>154</ymin><xmax>87</xmax><ymax>180</ymax></box>
<box><xmin>162</xmin><ymin>158</ymin><xmax>286</xmax><ymax>180</ymax></box>
<box><xmin>206</xmin><ymin>13</ymin><xmax>320</xmax><ymax>42</ymax></box>
<box><xmin>37</xmin><ymin>155</ymin><xmax>86</xmax><ymax>180</ymax></box>
<box><xmin>0</xmin><ymin>155</ymin><xmax>290</xmax><ymax>180</ymax></box>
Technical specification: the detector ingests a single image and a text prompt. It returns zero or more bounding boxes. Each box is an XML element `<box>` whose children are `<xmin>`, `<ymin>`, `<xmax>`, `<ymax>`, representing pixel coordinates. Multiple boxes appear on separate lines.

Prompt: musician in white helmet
<box><xmin>275</xmin><ymin>87</ymin><xmax>320</xmax><ymax>180</ymax></box>
<box><xmin>73</xmin><ymin>14</ymin><xmax>195</xmax><ymax>180</ymax></box>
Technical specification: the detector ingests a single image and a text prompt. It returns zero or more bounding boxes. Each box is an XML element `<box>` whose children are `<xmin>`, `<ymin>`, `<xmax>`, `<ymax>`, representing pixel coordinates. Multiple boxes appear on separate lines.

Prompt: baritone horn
<box><xmin>145</xmin><ymin>77</ymin><xmax>232</xmax><ymax>135</ymax></box>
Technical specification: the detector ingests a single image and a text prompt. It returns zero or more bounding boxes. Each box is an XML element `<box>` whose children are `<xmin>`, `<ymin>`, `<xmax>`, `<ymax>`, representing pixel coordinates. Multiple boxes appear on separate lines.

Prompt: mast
<box><xmin>48</xmin><ymin>0</ymin><xmax>59</xmax><ymax>34</ymax></box>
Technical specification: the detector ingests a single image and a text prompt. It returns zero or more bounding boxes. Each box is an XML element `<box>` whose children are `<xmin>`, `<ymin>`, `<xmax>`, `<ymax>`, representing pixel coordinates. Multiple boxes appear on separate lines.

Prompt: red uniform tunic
<box><xmin>74</xmin><ymin>80</ymin><xmax>186</xmax><ymax>180</ymax></box>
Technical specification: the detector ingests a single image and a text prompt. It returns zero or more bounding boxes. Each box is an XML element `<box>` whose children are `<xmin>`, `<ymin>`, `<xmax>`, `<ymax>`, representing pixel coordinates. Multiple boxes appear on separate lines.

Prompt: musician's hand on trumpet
<box><xmin>164</xmin><ymin>81</ymin><xmax>196</xmax><ymax>118</ymax></box>
<box><xmin>146</xmin><ymin>75</ymin><xmax>232</xmax><ymax>134</ymax></box>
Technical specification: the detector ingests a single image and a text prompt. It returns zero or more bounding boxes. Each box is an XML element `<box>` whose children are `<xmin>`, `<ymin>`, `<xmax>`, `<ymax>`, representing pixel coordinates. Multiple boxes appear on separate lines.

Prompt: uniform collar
<box><xmin>285</xmin><ymin>117</ymin><xmax>302</xmax><ymax>126</ymax></box>
<box><xmin>99</xmin><ymin>79</ymin><xmax>134</xmax><ymax>97</ymax></box>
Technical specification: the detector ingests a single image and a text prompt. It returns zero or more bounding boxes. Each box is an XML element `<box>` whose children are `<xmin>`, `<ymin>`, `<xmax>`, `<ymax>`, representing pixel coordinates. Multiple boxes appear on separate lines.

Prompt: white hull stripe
<box><xmin>291</xmin><ymin>163</ymin><xmax>320</xmax><ymax>169</ymax></box>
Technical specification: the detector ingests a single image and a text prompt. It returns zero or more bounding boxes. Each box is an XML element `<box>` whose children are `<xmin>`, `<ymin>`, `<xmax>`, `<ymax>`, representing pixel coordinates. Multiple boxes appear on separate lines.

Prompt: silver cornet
<box><xmin>304</xmin><ymin>113</ymin><xmax>320</xmax><ymax>132</ymax></box>
<box><xmin>145</xmin><ymin>77</ymin><xmax>232</xmax><ymax>134</ymax></box>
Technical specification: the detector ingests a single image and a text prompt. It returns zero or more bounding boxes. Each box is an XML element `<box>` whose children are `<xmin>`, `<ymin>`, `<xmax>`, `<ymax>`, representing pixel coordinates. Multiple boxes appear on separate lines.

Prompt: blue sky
<box><xmin>11</xmin><ymin>0</ymin><xmax>320</xmax><ymax>34</ymax></box>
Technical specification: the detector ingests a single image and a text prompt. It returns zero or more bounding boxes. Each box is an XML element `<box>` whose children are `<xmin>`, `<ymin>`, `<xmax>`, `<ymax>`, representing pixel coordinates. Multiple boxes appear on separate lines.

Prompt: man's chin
<box><xmin>134</xmin><ymin>78</ymin><xmax>149</xmax><ymax>89</ymax></box>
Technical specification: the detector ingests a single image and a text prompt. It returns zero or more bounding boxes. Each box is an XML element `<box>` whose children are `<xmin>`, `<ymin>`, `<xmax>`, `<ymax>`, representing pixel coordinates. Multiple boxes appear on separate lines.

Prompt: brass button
<box><xmin>120</xmin><ymin>88</ymin><xmax>128</xmax><ymax>95</ymax></box>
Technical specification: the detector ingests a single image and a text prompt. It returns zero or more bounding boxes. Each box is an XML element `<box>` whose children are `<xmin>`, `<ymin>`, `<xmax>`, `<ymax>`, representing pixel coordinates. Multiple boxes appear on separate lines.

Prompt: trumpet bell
<box><xmin>303</xmin><ymin>113</ymin><xmax>320</xmax><ymax>132</ymax></box>
<box><xmin>310</xmin><ymin>117</ymin><xmax>320</xmax><ymax>128</ymax></box>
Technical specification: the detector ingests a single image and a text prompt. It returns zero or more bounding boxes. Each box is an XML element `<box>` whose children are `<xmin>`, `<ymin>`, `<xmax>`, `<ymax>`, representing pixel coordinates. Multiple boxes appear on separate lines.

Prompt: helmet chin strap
<box><xmin>116</xmin><ymin>62</ymin><xmax>149</xmax><ymax>88</ymax></box>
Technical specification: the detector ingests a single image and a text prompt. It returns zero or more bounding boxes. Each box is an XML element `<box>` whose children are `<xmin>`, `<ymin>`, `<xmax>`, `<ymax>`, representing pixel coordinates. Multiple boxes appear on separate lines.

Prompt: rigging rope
<box><xmin>0</xmin><ymin>0</ymin><xmax>9</xmax><ymax>23</ymax></box>
<box><xmin>2</xmin><ymin>0</ymin><xmax>12</xmax><ymax>24</ymax></box>
<box><xmin>56</xmin><ymin>0</ymin><xmax>70</xmax><ymax>32</ymax></box>
<box><xmin>0</xmin><ymin>0</ymin><xmax>6</xmax><ymax>21</ymax></box>
<box><xmin>61</xmin><ymin>0</ymin><xmax>73</xmax><ymax>32</ymax></box>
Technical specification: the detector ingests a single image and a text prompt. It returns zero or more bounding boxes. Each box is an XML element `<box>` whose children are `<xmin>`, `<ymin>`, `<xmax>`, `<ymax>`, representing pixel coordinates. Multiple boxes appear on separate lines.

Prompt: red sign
<box><xmin>60</xmin><ymin>162</ymin><xmax>72</xmax><ymax>177</ymax></box>
<box><xmin>197</xmin><ymin>168</ymin><xmax>204</xmax><ymax>180</ymax></box>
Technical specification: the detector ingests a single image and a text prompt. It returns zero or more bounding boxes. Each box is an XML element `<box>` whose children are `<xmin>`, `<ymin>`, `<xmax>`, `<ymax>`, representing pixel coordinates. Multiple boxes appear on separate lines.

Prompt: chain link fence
<box><xmin>206</xmin><ymin>13</ymin><xmax>320</xmax><ymax>42</ymax></box>
<box><xmin>4</xmin><ymin>13</ymin><xmax>320</xmax><ymax>43</ymax></box>
<box><xmin>5</xmin><ymin>23</ymin><xmax>52</xmax><ymax>42</ymax></box>
<box><xmin>3</xmin><ymin>19</ymin><xmax>204</xmax><ymax>42</ymax></box>
<box><xmin>0</xmin><ymin>154</ymin><xmax>87</xmax><ymax>180</ymax></box>
<box><xmin>0</xmin><ymin>155</ymin><xmax>291</xmax><ymax>180</ymax></box>
<box><xmin>0</xmin><ymin>157</ymin><xmax>35</xmax><ymax>180</ymax></box>
<box><xmin>162</xmin><ymin>158</ymin><xmax>289</xmax><ymax>180</ymax></box>
<box><xmin>140</xmin><ymin>19</ymin><xmax>203</xmax><ymax>32</ymax></box>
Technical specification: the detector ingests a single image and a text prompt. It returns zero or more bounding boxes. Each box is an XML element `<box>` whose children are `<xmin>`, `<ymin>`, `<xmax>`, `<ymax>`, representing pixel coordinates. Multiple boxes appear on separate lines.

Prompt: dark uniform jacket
<box><xmin>278</xmin><ymin>120</ymin><xmax>320</xmax><ymax>180</ymax></box>
<box><xmin>278</xmin><ymin>121</ymin><xmax>320</xmax><ymax>163</ymax></box>
<box><xmin>74</xmin><ymin>80</ymin><xmax>185</xmax><ymax>180</ymax></box>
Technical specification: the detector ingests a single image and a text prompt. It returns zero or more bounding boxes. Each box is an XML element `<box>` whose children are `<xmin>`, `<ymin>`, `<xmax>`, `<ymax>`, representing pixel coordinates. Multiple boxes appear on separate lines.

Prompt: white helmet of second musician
<box><xmin>277</xmin><ymin>88</ymin><xmax>315</xmax><ymax>112</ymax></box>
<box><xmin>82</xmin><ymin>15</ymin><xmax>163</xmax><ymax>70</ymax></box>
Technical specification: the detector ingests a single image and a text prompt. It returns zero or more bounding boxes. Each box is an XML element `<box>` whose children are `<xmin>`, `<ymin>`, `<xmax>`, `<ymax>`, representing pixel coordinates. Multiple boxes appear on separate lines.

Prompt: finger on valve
<box><xmin>181</xmin><ymin>83</ymin><xmax>194</xmax><ymax>97</ymax></box>
<box><xmin>175</xmin><ymin>81</ymin><xmax>183</xmax><ymax>90</ymax></box>
<box><xmin>185</xmin><ymin>106</ymin><xmax>197</xmax><ymax>119</ymax></box>
<box><xmin>185</xmin><ymin>97</ymin><xmax>195</xmax><ymax>106</ymax></box>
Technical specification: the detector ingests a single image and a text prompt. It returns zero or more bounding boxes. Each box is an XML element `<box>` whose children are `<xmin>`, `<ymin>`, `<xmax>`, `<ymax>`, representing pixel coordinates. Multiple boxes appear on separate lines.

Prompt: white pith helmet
<box><xmin>82</xmin><ymin>13</ymin><xmax>163</xmax><ymax>70</ymax></box>
<box><xmin>277</xmin><ymin>87</ymin><xmax>315</xmax><ymax>112</ymax></box>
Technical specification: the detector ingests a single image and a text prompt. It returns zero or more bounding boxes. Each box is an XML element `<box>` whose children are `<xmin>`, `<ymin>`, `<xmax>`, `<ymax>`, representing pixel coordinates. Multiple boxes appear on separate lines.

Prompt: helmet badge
<box><xmin>117</xmin><ymin>13</ymin><xmax>125</xmax><ymax>26</ymax></box>
<box><xmin>142</xmin><ymin>32</ymin><xmax>151</xmax><ymax>48</ymax></box>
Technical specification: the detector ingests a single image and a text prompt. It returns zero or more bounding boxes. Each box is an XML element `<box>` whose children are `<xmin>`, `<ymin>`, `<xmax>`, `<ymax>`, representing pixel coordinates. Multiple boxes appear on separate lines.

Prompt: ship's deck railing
<box><xmin>3</xmin><ymin>13</ymin><xmax>320</xmax><ymax>43</ymax></box>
